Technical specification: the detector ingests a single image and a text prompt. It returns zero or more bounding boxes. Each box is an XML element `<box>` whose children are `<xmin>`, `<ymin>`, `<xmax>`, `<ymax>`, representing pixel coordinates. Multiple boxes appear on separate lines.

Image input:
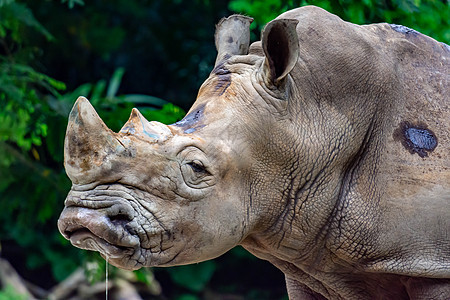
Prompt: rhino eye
<box><xmin>187</xmin><ymin>161</ymin><xmax>207</xmax><ymax>173</ymax></box>
<box><xmin>179</xmin><ymin>148</ymin><xmax>213</xmax><ymax>189</ymax></box>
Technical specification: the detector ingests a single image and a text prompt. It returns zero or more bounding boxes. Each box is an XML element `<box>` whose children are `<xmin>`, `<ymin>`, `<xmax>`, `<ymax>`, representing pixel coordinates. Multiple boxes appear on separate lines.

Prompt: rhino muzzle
<box><xmin>58</xmin><ymin>201</ymin><xmax>139</xmax><ymax>259</ymax></box>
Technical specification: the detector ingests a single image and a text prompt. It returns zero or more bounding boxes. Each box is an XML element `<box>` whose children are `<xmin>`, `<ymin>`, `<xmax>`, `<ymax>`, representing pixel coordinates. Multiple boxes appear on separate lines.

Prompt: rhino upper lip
<box><xmin>58</xmin><ymin>204</ymin><xmax>140</xmax><ymax>251</ymax></box>
<box><xmin>62</xmin><ymin>219</ymin><xmax>136</xmax><ymax>247</ymax></box>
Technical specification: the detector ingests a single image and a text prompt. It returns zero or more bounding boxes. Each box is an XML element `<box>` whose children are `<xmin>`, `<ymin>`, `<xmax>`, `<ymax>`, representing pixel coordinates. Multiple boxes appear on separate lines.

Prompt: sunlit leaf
<box><xmin>106</xmin><ymin>68</ymin><xmax>125</xmax><ymax>98</ymax></box>
<box><xmin>121</xmin><ymin>94</ymin><xmax>168</xmax><ymax>107</ymax></box>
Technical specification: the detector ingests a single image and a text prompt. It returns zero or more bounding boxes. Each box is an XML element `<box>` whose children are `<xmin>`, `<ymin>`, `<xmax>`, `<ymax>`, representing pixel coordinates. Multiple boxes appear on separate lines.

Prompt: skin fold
<box><xmin>58</xmin><ymin>6</ymin><xmax>449</xmax><ymax>299</ymax></box>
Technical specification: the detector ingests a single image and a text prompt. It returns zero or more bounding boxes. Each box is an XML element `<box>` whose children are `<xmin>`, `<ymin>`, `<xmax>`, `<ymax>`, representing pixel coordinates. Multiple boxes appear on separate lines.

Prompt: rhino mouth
<box><xmin>64</xmin><ymin>225</ymin><xmax>133</xmax><ymax>258</ymax></box>
<box><xmin>58</xmin><ymin>204</ymin><xmax>140</xmax><ymax>262</ymax></box>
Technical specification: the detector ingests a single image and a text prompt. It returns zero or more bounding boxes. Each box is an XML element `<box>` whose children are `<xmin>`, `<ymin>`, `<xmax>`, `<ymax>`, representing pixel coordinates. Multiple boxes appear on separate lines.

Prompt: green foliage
<box><xmin>60</xmin><ymin>0</ymin><xmax>85</xmax><ymax>9</ymax></box>
<box><xmin>83</xmin><ymin>253</ymin><xmax>109</xmax><ymax>284</ymax></box>
<box><xmin>0</xmin><ymin>0</ymin><xmax>65</xmax><ymax>169</ymax></box>
<box><xmin>0</xmin><ymin>284</ymin><xmax>27</xmax><ymax>300</ymax></box>
<box><xmin>167</xmin><ymin>261</ymin><xmax>216</xmax><ymax>292</ymax></box>
<box><xmin>24</xmin><ymin>0</ymin><xmax>229</xmax><ymax>111</ymax></box>
<box><xmin>229</xmin><ymin>0</ymin><xmax>449</xmax><ymax>44</ymax></box>
<box><xmin>0</xmin><ymin>0</ymin><xmax>53</xmax><ymax>41</ymax></box>
<box><xmin>176</xmin><ymin>294</ymin><xmax>200</xmax><ymax>300</ymax></box>
<box><xmin>0</xmin><ymin>2</ymin><xmax>73</xmax><ymax>284</ymax></box>
<box><xmin>52</xmin><ymin>68</ymin><xmax>185</xmax><ymax>132</ymax></box>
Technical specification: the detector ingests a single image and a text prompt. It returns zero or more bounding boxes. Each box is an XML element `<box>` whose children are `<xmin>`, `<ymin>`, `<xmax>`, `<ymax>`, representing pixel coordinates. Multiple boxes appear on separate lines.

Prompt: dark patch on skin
<box><xmin>211</xmin><ymin>54</ymin><xmax>231</xmax><ymax>75</ymax></box>
<box><xmin>211</xmin><ymin>54</ymin><xmax>232</xmax><ymax>96</ymax></box>
<box><xmin>227</xmin><ymin>36</ymin><xmax>233</xmax><ymax>43</ymax></box>
<box><xmin>172</xmin><ymin>104</ymin><xmax>205</xmax><ymax>134</ymax></box>
<box><xmin>389</xmin><ymin>24</ymin><xmax>419</xmax><ymax>36</ymax></box>
<box><xmin>393</xmin><ymin>121</ymin><xmax>438</xmax><ymax>158</ymax></box>
<box><xmin>389</xmin><ymin>24</ymin><xmax>450</xmax><ymax>52</ymax></box>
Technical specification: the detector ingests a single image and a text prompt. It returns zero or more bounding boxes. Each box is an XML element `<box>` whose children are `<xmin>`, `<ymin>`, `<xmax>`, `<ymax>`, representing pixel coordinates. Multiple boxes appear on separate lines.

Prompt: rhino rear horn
<box><xmin>261</xmin><ymin>18</ymin><xmax>299</xmax><ymax>87</ymax></box>
<box><xmin>120</xmin><ymin>108</ymin><xmax>172</xmax><ymax>142</ymax></box>
<box><xmin>214</xmin><ymin>14</ymin><xmax>253</xmax><ymax>66</ymax></box>
<box><xmin>120</xmin><ymin>108</ymin><xmax>152</xmax><ymax>136</ymax></box>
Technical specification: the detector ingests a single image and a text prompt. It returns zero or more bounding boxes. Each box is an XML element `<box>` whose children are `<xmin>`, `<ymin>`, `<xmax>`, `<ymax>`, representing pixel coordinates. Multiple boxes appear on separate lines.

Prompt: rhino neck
<box><xmin>245</xmin><ymin>24</ymin><xmax>450</xmax><ymax>291</ymax></box>
<box><xmin>240</xmin><ymin>110</ymin><xmax>386</xmax><ymax>267</ymax></box>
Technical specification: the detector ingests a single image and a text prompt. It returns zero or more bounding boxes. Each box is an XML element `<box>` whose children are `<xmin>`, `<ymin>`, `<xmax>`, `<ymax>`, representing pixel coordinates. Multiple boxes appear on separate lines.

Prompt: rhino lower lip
<box><xmin>69</xmin><ymin>228</ymin><xmax>132</xmax><ymax>258</ymax></box>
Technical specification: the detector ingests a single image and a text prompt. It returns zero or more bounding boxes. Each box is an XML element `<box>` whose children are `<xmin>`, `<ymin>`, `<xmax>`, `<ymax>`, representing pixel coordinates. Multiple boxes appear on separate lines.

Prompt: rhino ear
<box><xmin>214</xmin><ymin>14</ymin><xmax>253</xmax><ymax>67</ymax></box>
<box><xmin>261</xmin><ymin>18</ymin><xmax>299</xmax><ymax>87</ymax></box>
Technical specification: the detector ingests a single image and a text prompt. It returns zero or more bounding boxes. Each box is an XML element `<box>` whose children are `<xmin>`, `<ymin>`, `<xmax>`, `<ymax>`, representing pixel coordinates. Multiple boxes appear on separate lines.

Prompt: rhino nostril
<box><xmin>106</xmin><ymin>204</ymin><xmax>134</xmax><ymax>226</ymax></box>
<box><xmin>108</xmin><ymin>213</ymin><xmax>132</xmax><ymax>226</ymax></box>
<box><xmin>63</xmin><ymin>229</ymin><xmax>72</xmax><ymax>238</ymax></box>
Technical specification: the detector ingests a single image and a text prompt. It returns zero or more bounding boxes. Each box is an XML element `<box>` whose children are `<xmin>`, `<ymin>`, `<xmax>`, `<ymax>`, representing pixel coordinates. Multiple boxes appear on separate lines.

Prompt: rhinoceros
<box><xmin>58</xmin><ymin>6</ymin><xmax>449</xmax><ymax>299</ymax></box>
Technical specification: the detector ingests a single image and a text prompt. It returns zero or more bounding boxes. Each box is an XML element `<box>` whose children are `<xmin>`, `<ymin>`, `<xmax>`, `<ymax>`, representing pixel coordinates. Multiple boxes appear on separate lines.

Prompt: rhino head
<box><xmin>58</xmin><ymin>14</ymin><xmax>304</xmax><ymax>270</ymax></box>
<box><xmin>59</xmin><ymin>95</ymin><xmax>252</xmax><ymax>269</ymax></box>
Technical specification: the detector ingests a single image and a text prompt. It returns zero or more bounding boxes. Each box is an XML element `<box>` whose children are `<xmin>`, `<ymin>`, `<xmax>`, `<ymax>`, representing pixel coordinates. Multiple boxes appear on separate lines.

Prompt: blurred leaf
<box><xmin>0</xmin><ymin>2</ymin><xmax>53</xmax><ymax>40</ymax></box>
<box><xmin>107</xmin><ymin>67</ymin><xmax>125</xmax><ymax>98</ymax></box>
<box><xmin>61</xmin><ymin>0</ymin><xmax>85</xmax><ymax>9</ymax></box>
<box><xmin>0</xmin><ymin>0</ymin><xmax>14</xmax><ymax>8</ymax></box>
<box><xmin>139</xmin><ymin>103</ymin><xmax>185</xmax><ymax>124</ymax></box>
<box><xmin>84</xmin><ymin>255</ymin><xmax>107</xmax><ymax>284</ymax></box>
<box><xmin>91</xmin><ymin>79</ymin><xmax>106</xmax><ymax>104</ymax></box>
<box><xmin>167</xmin><ymin>261</ymin><xmax>216</xmax><ymax>292</ymax></box>
<box><xmin>133</xmin><ymin>268</ymin><xmax>162</xmax><ymax>295</ymax></box>
<box><xmin>121</xmin><ymin>94</ymin><xmax>169</xmax><ymax>107</ymax></box>
<box><xmin>0</xmin><ymin>284</ymin><xmax>27</xmax><ymax>300</ymax></box>
<box><xmin>176</xmin><ymin>294</ymin><xmax>200</xmax><ymax>300</ymax></box>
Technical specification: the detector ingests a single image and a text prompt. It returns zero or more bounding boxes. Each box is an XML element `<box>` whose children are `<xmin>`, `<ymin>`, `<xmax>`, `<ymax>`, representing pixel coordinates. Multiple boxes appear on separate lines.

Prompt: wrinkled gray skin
<box><xmin>58</xmin><ymin>6</ymin><xmax>450</xmax><ymax>299</ymax></box>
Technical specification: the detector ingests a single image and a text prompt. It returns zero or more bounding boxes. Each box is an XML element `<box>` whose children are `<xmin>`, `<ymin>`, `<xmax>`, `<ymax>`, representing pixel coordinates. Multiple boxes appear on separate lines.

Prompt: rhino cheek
<box><xmin>139</xmin><ymin>198</ymin><xmax>245</xmax><ymax>267</ymax></box>
<box><xmin>183</xmin><ymin>201</ymin><xmax>245</xmax><ymax>263</ymax></box>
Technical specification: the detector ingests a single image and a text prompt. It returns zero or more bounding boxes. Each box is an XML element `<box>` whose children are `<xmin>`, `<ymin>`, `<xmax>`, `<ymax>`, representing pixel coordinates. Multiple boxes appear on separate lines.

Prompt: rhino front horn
<box><xmin>214</xmin><ymin>14</ymin><xmax>253</xmax><ymax>66</ymax></box>
<box><xmin>64</xmin><ymin>96</ymin><xmax>125</xmax><ymax>185</ymax></box>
